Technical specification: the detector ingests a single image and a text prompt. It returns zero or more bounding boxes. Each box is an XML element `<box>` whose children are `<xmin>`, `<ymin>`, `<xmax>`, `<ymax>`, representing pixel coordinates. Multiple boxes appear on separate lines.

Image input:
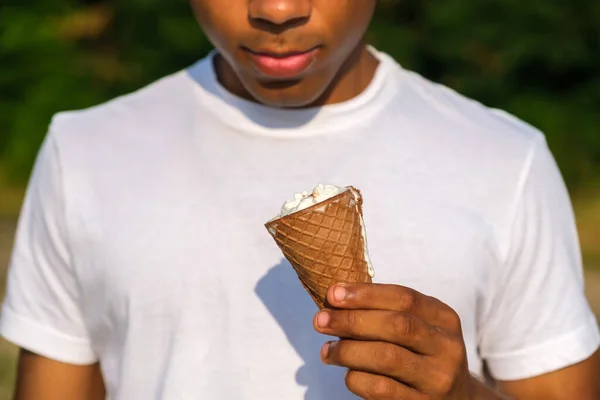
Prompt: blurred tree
<box><xmin>0</xmin><ymin>1</ymin><xmax>113</xmax><ymax>180</ymax></box>
<box><xmin>1</xmin><ymin>0</ymin><xmax>599</xmax><ymax>190</ymax></box>
<box><xmin>0</xmin><ymin>0</ymin><xmax>210</xmax><ymax>182</ymax></box>
<box><xmin>370</xmin><ymin>0</ymin><xmax>600</xmax><ymax>188</ymax></box>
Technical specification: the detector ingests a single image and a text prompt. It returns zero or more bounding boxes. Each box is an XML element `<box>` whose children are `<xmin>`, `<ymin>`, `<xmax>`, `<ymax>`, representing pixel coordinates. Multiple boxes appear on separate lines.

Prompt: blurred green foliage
<box><xmin>1</xmin><ymin>0</ymin><xmax>599</xmax><ymax>190</ymax></box>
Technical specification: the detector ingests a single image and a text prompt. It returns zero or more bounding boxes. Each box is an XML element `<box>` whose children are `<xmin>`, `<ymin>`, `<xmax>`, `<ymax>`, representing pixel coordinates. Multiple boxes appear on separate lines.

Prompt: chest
<box><xmin>70</xmin><ymin>174</ymin><xmax>493</xmax><ymax>331</ymax></box>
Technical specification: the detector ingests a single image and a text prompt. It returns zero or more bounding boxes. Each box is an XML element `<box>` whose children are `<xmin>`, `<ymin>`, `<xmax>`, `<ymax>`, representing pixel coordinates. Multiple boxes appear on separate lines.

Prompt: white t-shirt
<box><xmin>1</xmin><ymin>48</ymin><xmax>598</xmax><ymax>399</ymax></box>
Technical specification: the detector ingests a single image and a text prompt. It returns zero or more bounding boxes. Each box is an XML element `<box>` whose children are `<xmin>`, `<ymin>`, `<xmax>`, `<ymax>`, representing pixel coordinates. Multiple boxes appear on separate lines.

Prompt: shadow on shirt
<box><xmin>255</xmin><ymin>260</ymin><xmax>360</xmax><ymax>399</ymax></box>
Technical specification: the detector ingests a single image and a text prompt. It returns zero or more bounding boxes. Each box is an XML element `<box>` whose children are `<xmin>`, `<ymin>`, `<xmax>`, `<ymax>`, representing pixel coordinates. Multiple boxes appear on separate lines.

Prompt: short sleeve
<box><xmin>479</xmin><ymin>136</ymin><xmax>600</xmax><ymax>381</ymax></box>
<box><xmin>0</xmin><ymin>128</ymin><xmax>96</xmax><ymax>365</ymax></box>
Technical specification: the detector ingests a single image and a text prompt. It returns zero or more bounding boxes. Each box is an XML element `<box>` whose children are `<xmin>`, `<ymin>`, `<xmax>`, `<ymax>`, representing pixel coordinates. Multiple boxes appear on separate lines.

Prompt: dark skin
<box><xmin>14</xmin><ymin>350</ymin><xmax>105</xmax><ymax>400</ymax></box>
<box><xmin>13</xmin><ymin>1</ymin><xmax>600</xmax><ymax>398</ymax></box>
<box><xmin>314</xmin><ymin>283</ymin><xmax>600</xmax><ymax>400</ymax></box>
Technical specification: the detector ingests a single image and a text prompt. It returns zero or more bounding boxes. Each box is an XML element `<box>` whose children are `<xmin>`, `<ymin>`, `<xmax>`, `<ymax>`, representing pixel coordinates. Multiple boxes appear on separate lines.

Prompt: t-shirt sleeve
<box><xmin>0</xmin><ymin>129</ymin><xmax>97</xmax><ymax>365</ymax></box>
<box><xmin>478</xmin><ymin>135</ymin><xmax>600</xmax><ymax>381</ymax></box>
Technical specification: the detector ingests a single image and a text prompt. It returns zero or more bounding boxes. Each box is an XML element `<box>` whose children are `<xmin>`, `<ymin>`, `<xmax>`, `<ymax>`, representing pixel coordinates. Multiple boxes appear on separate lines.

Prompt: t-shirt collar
<box><xmin>186</xmin><ymin>46</ymin><xmax>397</xmax><ymax>137</ymax></box>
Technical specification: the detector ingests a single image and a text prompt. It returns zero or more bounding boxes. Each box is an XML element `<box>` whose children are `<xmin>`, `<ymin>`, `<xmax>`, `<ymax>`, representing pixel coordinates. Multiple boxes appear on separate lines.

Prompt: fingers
<box><xmin>317</xmin><ymin>284</ymin><xmax>469</xmax><ymax>398</ymax></box>
<box><xmin>344</xmin><ymin>369</ymin><xmax>425</xmax><ymax>400</ymax></box>
<box><xmin>326</xmin><ymin>283</ymin><xmax>462</xmax><ymax>333</ymax></box>
<box><xmin>322</xmin><ymin>339</ymin><xmax>438</xmax><ymax>393</ymax></box>
<box><xmin>314</xmin><ymin>309</ymin><xmax>441</xmax><ymax>355</ymax></box>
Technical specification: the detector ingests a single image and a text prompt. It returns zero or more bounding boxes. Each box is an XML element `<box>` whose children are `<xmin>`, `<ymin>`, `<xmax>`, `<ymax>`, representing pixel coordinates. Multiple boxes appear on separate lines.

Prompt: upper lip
<box><xmin>243</xmin><ymin>46</ymin><xmax>319</xmax><ymax>58</ymax></box>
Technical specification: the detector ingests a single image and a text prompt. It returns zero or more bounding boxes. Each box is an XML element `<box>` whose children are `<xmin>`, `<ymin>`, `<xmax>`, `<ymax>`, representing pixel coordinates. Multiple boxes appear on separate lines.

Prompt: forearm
<box><xmin>470</xmin><ymin>376</ymin><xmax>515</xmax><ymax>400</ymax></box>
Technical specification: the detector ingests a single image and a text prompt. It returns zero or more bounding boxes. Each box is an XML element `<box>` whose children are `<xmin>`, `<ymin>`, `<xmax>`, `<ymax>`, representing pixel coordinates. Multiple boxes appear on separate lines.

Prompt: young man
<box><xmin>2</xmin><ymin>1</ymin><xmax>599</xmax><ymax>399</ymax></box>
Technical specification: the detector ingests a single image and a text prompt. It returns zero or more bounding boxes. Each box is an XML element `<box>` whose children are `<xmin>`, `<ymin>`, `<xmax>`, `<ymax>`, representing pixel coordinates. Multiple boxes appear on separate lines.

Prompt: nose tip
<box><xmin>248</xmin><ymin>0</ymin><xmax>311</xmax><ymax>26</ymax></box>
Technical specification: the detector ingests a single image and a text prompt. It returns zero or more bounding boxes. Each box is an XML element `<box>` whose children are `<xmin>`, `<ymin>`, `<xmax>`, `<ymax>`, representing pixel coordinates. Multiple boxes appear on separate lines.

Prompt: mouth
<box><xmin>243</xmin><ymin>46</ymin><xmax>320</xmax><ymax>79</ymax></box>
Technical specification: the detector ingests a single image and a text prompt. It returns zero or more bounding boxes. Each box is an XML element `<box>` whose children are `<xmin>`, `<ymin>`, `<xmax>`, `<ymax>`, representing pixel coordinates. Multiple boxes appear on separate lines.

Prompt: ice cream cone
<box><xmin>265</xmin><ymin>186</ymin><xmax>372</xmax><ymax>309</ymax></box>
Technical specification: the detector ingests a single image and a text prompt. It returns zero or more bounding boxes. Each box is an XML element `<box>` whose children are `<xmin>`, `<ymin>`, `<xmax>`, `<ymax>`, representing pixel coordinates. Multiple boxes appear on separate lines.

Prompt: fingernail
<box><xmin>321</xmin><ymin>342</ymin><xmax>331</xmax><ymax>360</ymax></box>
<box><xmin>333</xmin><ymin>286</ymin><xmax>347</xmax><ymax>302</ymax></box>
<box><xmin>317</xmin><ymin>311</ymin><xmax>330</xmax><ymax>328</ymax></box>
<box><xmin>321</xmin><ymin>341</ymin><xmax>337</xmax><ymax>360</ymax></box>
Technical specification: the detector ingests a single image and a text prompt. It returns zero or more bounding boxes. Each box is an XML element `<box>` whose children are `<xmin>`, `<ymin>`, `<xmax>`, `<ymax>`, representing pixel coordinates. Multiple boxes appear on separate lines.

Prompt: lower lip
<box><xmin>248</xmin><ymin>49</ymin><xmax>318</xmax><ymax>79</ymax></box>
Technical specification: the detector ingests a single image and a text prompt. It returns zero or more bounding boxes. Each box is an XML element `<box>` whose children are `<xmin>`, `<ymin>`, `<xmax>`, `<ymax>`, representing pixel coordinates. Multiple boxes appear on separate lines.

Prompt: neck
<box><xmin>311</xmin><ymin>42</ymin><xmax>380</xmax><ymax>107</ymax></box>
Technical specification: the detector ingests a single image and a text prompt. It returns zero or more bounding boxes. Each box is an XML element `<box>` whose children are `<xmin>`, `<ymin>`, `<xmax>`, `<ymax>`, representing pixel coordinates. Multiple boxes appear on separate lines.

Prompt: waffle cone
<box><xmin>265</xmin><ymin>186</ymin><xmax>372</xmax><ymax>309</ymax></box>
